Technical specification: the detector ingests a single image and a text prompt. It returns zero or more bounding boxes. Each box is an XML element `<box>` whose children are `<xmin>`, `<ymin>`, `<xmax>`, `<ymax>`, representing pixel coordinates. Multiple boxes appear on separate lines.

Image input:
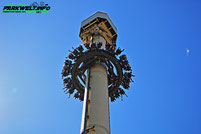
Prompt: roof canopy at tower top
<box><xmin>80</xmin><ymin>11</ymin><xmax>117</xmax><ymax>33</ymax></box>
<box><xmin>79</xmin><ymin>11</ymin><xmax>118</xmax><ymax>46</ymax></box>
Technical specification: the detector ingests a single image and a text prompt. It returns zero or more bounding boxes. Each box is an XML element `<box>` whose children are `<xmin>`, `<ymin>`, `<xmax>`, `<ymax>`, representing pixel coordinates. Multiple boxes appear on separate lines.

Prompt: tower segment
<box><xmin>61</xmin><ymin>11</ymin><xmax>134</xmax><ymax>134</ymax></box>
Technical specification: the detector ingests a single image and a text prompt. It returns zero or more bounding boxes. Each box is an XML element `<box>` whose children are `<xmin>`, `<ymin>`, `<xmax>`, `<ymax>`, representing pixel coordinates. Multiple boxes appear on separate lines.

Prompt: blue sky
<box><xmin>0</xmin><ymin>0</ymin><xmax>201</xmax><ymax>134</ymax></box>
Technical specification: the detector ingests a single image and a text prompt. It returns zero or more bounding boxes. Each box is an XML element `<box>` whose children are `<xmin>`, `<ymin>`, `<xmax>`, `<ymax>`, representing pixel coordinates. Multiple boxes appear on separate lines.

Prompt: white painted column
<box><xmin>91</xmin><ymin>34</ymin><xmax>106</xmax><ymax>49</ymax></box>
<box><xmin>87</xmin><ymin>64</ymin><xmax>110</xmax><ymax>134</ymax></box>
<box><xmin>80</xmin><ymin>34</ymin><xmax>110</xmax><ymax>134</ymax></box>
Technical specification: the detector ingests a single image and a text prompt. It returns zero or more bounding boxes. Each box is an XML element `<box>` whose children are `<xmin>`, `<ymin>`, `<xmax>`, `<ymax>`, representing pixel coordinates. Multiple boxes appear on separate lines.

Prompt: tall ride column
<box><xmin>86</xmin><ymin>63</ymin><xmax>110</xmax><ymax>134</ymax></box>
<box><xmin>61</xmin><ymin>11</ymin><xmax>133</xmax><ymax>134</ymax></box>
<box><xmin>80</xmin><ymin>33</ymin><xmax>110</xmax><ymax>134</ymax></box>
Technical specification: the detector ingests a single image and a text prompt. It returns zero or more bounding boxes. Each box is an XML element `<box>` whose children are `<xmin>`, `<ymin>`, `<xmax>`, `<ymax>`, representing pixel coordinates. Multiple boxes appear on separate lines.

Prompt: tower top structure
<box><xmin>62</xmin><ymin>11</ymin><xmax>133</xmax><ymax>102</ymax></box>
<box><xmin>79</xmin><ymin>11</ymin><xmax>117</xmax><ymax>48</ymax></box>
